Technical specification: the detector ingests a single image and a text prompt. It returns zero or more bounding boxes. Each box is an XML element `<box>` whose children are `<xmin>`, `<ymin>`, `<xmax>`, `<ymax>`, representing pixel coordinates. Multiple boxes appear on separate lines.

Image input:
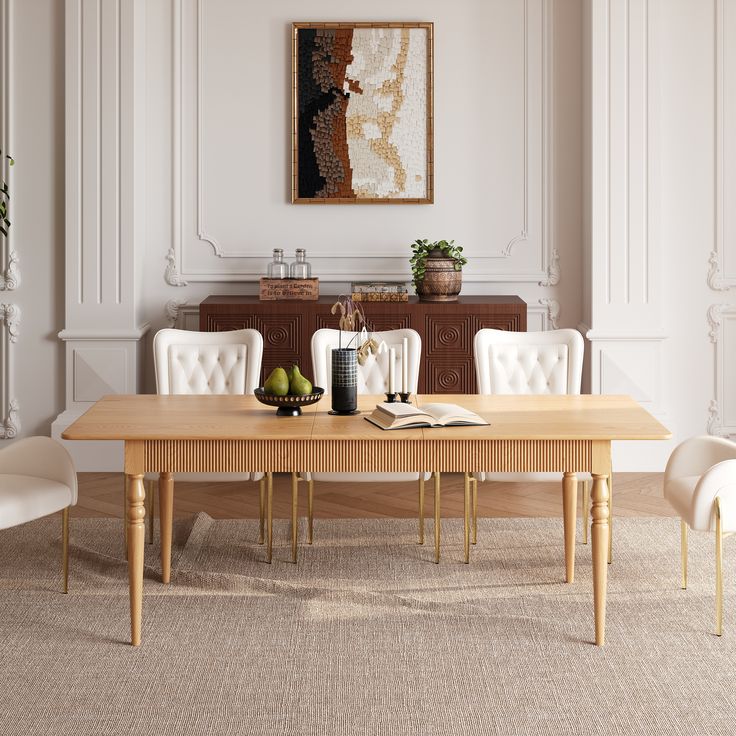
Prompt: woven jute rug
<box><xmin>0</xmin><ymin>514</ymin><xmax>734</xmax><ymax>735</ymax></box>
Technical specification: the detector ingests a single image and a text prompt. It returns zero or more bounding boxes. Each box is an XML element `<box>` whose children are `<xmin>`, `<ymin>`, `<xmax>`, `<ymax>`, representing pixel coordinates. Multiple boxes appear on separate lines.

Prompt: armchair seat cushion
<box><xmin>663</xmin><ymin>475</ymin><xmax>700</xmax><ymax>521</ymax></box>
<box><xmin>0</xmin><ymin>474</ymin><xmax>74</xmax><ymax>530</ymax></box>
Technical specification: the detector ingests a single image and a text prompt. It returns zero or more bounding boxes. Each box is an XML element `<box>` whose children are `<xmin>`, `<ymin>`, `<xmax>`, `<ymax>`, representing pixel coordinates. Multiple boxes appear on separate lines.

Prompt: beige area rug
<box><xmin>1</xmin><ymin>514</ymin><xmax>735</xmax><ymax>736</ymax></box>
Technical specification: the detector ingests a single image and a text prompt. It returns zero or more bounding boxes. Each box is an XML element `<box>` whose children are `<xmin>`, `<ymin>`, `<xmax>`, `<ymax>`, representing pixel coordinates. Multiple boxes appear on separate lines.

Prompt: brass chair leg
<box><xmin>582</xmin><ymin>480</ymin><xmax>590</xmax><ymax>545</ymax></box>
<box><xmin>291</xmin><ymin>473</ymin><xmax>299</xmax><ymax>564</ymax></box>
<box><xmin>145</xmin><ymin>479</ymin><xmax>155</xmax><ymax>544</ymax></box>
<box><xmin>418</xmin><ymin>476</ymin><xmax>425</xmax><ymax>545</ymax></box>
<box><xmin>471</xmin><ymin>477</ymin><xmax>478</xmax><ymax>545</ymax></box>
<box><xmin>266</xmin><ymin>472</ymin><xmax>273</xmax><ymax>564</ymax></box>
<box><xmin>463</xmin><ymin>473</ymin><xmax>470</xmax><ymax>564</ymax></box>
<box><xmin>607</xmin><ymin>475</ymin><xmax>613</xmax><ymax>564</ymax></box>
<box><xmin>307</xmin><ymin>479</ymin><xmax>314</xmax><ymax>545</ymax></box>
<box><xmin>716</xmin><ymin>497</ymin><xmax>724</xmax><ymax>636</ymax></box>
<box><xmin>62</xmin><ymin>507</ymin><xmax>69</xmax><ymax>594</ymax></box>
<box><xmin>258</xmin><ymin>477</ymin><xmax>265</xmax><ymax>545</ymax></box>
<box><xmin>680</xmin><ymin>520</ymin><xmax>688</xmax><ymax>590</ymax></box>
<box><xmin>434</xmin><ymin>472</ymin><xmax>441</xmax><ymax>564</ymax></box>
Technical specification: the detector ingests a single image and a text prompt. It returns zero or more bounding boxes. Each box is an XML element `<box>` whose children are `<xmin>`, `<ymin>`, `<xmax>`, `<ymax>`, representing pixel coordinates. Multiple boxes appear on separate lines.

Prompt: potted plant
<box><xmin>410</xmin><ymin>238</ymin><xmax>467</xmax><ymax>302</ymax></box>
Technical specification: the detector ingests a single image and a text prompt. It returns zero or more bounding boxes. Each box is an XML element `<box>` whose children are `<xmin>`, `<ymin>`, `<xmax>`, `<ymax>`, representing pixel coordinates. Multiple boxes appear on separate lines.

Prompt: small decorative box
<box><xmin>259</xmin><ymin>277</ymin><xmax>319</xmax><ymax>301</ymax></box>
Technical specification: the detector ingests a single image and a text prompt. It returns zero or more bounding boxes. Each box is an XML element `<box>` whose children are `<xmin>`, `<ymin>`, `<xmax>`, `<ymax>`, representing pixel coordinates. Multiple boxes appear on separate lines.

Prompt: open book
<box><xmin>366</xmin><ymin>402</ymin><xmax>489</xmax><ymax>430</ymax></box>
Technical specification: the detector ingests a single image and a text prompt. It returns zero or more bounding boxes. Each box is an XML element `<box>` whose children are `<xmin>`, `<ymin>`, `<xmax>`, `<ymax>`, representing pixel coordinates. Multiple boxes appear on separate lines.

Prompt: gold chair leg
<box><xmin>291</xmin><ymin>472</ymin><xmax>299</xmax><ymax>564</ymax></box>
<box><xmin>145</xmin><ymin>479</ymin><xmax>155</xmax><ymax>544</ymax></box>
<box><xmin>463</xmin><ymin>473</ymin><xmax>470</xmax><ymax>564</ymax></box>
<box><xmin>681</xmin><ymin>519</ymin><xmax>688</xmax><ymax>590</ymax></box>
<box><xmin>607</xmin><ymin>475</ymin><xmax>613</xmax><ymax>564</ymax></box>
<box><xmin>266</xmin><ymin>472</ymin><xmax>273</xmax><ymax>564</ymax></box>
<box><xmin>418</xmin><ymin>476</ymin><xmax>425</xmax><ymax>545</ymax></box>
<box><xmin>62</xmin><ymin>507</ymin><xmax>69</xmax><ymax>594</ymax></box>
<box><xmin>716</xmin><ymin>497</ymin><xmax>724</xmax><ymax>636</ymax></box>
<box><xmin>562</xmin><ymin>472</ymin><xmax>578</xmax><ymax>584</ymax></box>
<box><xmin>258</xmin><ymin>477</ymin><xmax>265</xmax><ymax>545</ymax></box>
<box><xmin>582</xmin><ymin>480</ymin><xmax>590</xmax><ymax>545</ymax></box>
<box><xmin>434</xmin><ymin>471</ymin><xmax>441</xmax><ymax>564</ymax></box>
<box><xmin>307</xmin><ymin>479</ymin><xmax>314</xmax><ymax>545</ymax></box>
<box><xmin>471</xmin><ymin>477</ymin><xmax>478</xmax><ymax>545</ymax></box>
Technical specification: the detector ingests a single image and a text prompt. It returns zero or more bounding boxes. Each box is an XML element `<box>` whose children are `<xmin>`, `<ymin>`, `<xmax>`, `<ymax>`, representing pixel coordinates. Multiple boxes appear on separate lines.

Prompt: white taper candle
<box><xmin>388</xmin><ymin>347</ymin><xmax>396</xmax><ymax>394</ymax></box>
<box><xmin>402</xmin><ymin>338</ymin><xmax>409</xmax><ymax>393</ymax></box>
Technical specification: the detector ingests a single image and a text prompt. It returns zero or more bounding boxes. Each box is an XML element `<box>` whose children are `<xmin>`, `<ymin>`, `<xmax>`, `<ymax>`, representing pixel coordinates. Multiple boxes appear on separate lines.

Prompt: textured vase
<box><xmin>416</xmin><ymin>249</ymin><xmax>462</xmax><ymax>302</ymax></box>
<box><xmin>331</xmin><ymin>348</ymin><xmax>358</xmax><ymax>414</ymax></box>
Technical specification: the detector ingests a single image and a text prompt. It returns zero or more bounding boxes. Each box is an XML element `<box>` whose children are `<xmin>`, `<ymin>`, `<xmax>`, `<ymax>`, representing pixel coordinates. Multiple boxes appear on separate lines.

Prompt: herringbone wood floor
<box><xmin>73</xmin><ymin>472</ymin><xmax>673</xmax><ymax>519</ymax></box>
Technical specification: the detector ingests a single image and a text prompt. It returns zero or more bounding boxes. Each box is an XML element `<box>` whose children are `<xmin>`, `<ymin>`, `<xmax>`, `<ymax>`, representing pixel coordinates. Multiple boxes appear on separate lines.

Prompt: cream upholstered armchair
<box><xmin>148</xmin><ymin>328</ymin><xmax>264</xmax><ymax>580</ymax></box>
<box><xmin>664</xmin><ymin>435</ymin><xmax>736</xmax><ymax>635</ymax></box>
<box><xmin>469</xmin><ymin>328</ymin><xmax>604</xmax><ymax>572</ymax></box>
<box><xmin>0</xmin><ymin>437</ymin><xmax>78</xmax><ymax>592</ymax></box>
<box><xmin>306</xmin><ymin>328</ymin><xmax>436</xmax><ymax>559</ymax></box>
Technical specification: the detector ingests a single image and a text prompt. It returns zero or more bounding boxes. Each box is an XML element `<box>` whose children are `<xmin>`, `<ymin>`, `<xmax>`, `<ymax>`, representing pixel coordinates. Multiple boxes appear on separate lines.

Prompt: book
<box><xmin>365</xmin><ymin>401</ymin><xmax>489</xmax><ymax>430</ymax></box>
<box><xmin>351</xmin><ymin>281</ymin><xmax>408</xmax><ymax>294</ymax></box>
<box><xmin>351</xmin><ymin>292</ymin><xmax>409</xmax><ymax>302</ymax></box>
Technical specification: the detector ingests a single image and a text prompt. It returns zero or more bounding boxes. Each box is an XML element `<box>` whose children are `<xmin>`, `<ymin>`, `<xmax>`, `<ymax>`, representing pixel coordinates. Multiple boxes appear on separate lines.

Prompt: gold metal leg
<box><xmin>62</xmin><ymin>507</ymin><xmax>69</xmax><ymax>594</ymax></box>
<box><xmin>680</xmin><ymin>520</ymin><xmax>688</xmax><ymax>590</ymax></box>
<box><xmin>716</xmin><ymin>497</ymin><xmax>724</xmax><ymax>636</ymax></box>
<box><xmin>258</xmin><ymin>477</ymin><xmax>265</xmax><ymax>545</ymax></box>
<box><xmin>562</xmin><ymin>472</ymin><xmax>578</xmax><ymax>584</ymax></box>
<box><xmin>608</xmin><ymin>474</ymin><xmax>613</xmax><ymax>564</ymax></box>
<box><xmin>307</xmin><ymin>479</ymin><xmax>314</xmax><ymax>545</ymax></box>
<box><xmin>471</xmin><ymin>477</ymin><xmax>478</xmax><ymax>545</ymax></box>
<box><xmin>159</xmin><ymin>472</ymin><xmax>174</xmax><ymax>584</ymax></box>
<box><xmin>291</xmin><ymin>472</ymin><xmax>299</xmax><ymax>564</ymax></box>
<box><xmin>582</xmin><ymin>480</ymin><xmax>590</xmax><ymax>545</ymax></box>
<box><xmin>126</xmin><ymin>473</ymin><xmax>145</xmax><ymax>647</ymax></box>
<box><xmin>418</xmin><ymin>476</ymin><xmax>425</xmax><ymax>545</ymax></box>
<box><xmin>591</xmin><ymin>472</ymin><xmax>610</xmax><ymax>646</ymax></box>
<box><xmin>145</xmin><ymin>479</ymin><xmax>155</xmax><ymax>544</ymax></box>
<box><xmin>434</xmin><ymin>471</ymin><xmax>441</xmax><ymax>564</ymax></box>
<box><xmin>266</xmin><ymin>472</ymin><xmax>273</xmax><ymax>564</ymax></box>
<box><xmin>463</xmin><ymin>473</ymin><xmax>470</xmax><ymax>564</ymax></box>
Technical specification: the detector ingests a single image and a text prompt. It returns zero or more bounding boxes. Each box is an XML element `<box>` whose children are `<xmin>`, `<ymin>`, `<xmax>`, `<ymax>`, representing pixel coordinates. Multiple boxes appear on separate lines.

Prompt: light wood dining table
<box><xmin>62</xmin><ymin>393</ymin><xmax>670</xmax><ymax>646</ymax></box>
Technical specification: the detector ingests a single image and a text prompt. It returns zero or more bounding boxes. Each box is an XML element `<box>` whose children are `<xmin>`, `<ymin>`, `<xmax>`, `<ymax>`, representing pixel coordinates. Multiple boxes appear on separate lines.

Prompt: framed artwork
<box><xmin>292</xmin><ymin>22</ymin><xmax>434</xmax><ymax>204</ymax></box>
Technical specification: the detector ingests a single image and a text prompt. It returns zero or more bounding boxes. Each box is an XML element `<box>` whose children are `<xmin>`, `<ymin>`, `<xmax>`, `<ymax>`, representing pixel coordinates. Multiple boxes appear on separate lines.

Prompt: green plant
<box><xmin>409</xmin><ymin>238</ymin><xmax>467</xmax><ymax>288</ymax></box>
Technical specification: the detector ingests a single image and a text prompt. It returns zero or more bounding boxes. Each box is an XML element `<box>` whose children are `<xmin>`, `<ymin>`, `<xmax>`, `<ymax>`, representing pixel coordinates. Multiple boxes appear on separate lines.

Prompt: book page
<box><xmin>376</xmin><ymin>402</ymin><xmax>431</xmax><ymax>419</ymax></box>
<box><xmin>420</xmin><ymin>403</ymin><xmax>481</xmax><ymax>422</ymax></box>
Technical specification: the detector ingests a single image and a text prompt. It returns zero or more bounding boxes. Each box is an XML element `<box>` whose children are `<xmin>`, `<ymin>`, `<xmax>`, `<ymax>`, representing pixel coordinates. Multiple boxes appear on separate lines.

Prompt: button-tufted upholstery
<box><xmin>154</xmin><ymin>329</ymin><xmax>262</xmax><ymax>396</ymax></box>
<box><xmin>475</xmin><ymin>329</ymin><xmax>583</xmax><ymax>396</ymax></box>
<box><xmin>309</xmin><ymin>328</ymin><xmax>429</xmax><ymax>483</ymax></box>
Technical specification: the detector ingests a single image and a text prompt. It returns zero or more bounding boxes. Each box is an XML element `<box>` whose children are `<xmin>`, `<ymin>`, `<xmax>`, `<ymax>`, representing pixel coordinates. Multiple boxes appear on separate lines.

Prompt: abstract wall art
<box><xmin>292</xmin><ymin>23</ymin><xmax>434</xmax><ymax>204</ymax></box>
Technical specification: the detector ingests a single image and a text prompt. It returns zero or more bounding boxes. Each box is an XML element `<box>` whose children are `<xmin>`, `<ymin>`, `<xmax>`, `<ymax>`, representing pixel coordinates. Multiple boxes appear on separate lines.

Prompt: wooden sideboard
<box><xmin>199</xmin><ymin>295</ymin><xmax>526</xmax><ymax>394</ymax></box>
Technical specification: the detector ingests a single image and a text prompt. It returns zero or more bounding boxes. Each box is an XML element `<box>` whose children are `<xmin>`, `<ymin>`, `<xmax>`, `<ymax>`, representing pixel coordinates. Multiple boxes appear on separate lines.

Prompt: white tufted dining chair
<box><xmin>664</xmin><ymin>435</ymin><xmax>736</xmax><ymax>635</ymax></box>
<box><xmin>468</xmin><ymin>328</ymin><xmax>604</xmax><ymax>573</ymax></box>
<box><xmin>146</xmin><ymin>328</ymin><xmax>264</xmax><ymax>581</ymax></box>
<box><xmin>306</xmin><ymin>328</ymin><xmax>436</xmax><ymax>559</ymax></box>
<box><xmin>0</xmin><ymin>437</ymin><xmax>78</xmax><ymax>593</ymax></box>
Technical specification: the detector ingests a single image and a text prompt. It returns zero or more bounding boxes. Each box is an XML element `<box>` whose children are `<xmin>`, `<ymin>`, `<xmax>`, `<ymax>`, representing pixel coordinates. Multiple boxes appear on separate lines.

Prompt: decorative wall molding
<box><xmin>0</xmin><ymin>0</ymin><xmax>19</xmax><ymax>292</ymax></box>
<box><xmin>164</xmin><ymin>246</ymin><xmax>188</xmax><ymax>286</ymax></box>
<box><xmin>708</xmin><ymin>303</ymin><xmax>736</xmax><ymax>437</ymax></box>
<box><xmin>538</xmin><ymin>298</ymin><xmax>560</xmax><ymax>329</ymax></box>
<box><xmin>709</xmin><ymin>0</ymin><xmax>735</xmax><ymax>291</ymax></box>
<box><xmin>171</xmin><ymin>0</ymin><xmax>554</xmax><ymax>283</ymax></box>
<box><xmin>0</xmin><ymin>302</ymin><xmax>20</xmax><ymax>438</ymax></box>
<box><xmin>164</xmin><ymin>298</ymin><xmax>188</xmax><ymax>327</ymax></box>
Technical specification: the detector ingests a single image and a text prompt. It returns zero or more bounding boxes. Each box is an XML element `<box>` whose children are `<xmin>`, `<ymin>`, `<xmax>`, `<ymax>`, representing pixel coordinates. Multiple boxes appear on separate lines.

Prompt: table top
<box><xmin>62</xmin><ymin>394</ymin><xmax>671</xmax><ymax>442</ymax></box>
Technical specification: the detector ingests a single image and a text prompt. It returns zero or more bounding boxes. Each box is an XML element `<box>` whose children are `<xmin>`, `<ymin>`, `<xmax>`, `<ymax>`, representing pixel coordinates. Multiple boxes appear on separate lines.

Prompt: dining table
<box><xmin>62</xmin><ymin>392</ymin><xmax>671</xmax><ymax>646</ymax></box>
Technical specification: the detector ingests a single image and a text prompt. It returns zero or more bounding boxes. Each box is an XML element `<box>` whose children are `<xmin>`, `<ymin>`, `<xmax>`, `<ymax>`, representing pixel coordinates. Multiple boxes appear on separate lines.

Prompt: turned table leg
<box><xmin>126</xmin><ymin>473</ymin><xmax>146</xmax><ymax>646</ymax></box>
<box><xmin>562</xmin><ymin>472</ymin><xmax>578</xmax><ymax>583</ymax></box>
<box><xmin>591</xmin><ymin>473</ymin><xmax>610</xmax><ymax>645</ymax></box>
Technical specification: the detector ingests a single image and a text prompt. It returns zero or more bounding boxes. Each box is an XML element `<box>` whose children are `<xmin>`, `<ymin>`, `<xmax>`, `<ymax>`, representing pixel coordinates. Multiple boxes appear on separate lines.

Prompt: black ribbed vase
<box><xmin>331</xmin><ymin>348</ymin><xmax>358</xmax><ymax>414</ymax></box>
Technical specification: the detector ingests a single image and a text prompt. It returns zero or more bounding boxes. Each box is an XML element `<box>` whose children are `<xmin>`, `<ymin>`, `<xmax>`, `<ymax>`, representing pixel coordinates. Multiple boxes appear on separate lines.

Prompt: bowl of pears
<box><xmin>254</xmin><ymin>365</ymin><xmax>324</xmax><ymax>416</ymax></box>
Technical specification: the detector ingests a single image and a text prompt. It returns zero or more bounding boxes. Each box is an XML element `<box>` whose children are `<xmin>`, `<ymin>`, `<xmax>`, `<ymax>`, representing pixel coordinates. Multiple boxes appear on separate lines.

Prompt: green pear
<box><xmin>264</xmin><ymin>367</ymin><xmax>289</xmax><ymax>396</ymax></box>
<box><xmin>289</xmin><ymin>365</ymin><xmax>313</xmax><ymax>396</ymax></box>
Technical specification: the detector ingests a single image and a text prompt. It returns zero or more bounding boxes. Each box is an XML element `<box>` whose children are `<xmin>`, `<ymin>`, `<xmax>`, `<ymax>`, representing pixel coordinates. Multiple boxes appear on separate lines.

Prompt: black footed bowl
<box><xmin>254</xmin><ymin>387</ymin><xmax>325</xmax><ymax>416</ymax></box>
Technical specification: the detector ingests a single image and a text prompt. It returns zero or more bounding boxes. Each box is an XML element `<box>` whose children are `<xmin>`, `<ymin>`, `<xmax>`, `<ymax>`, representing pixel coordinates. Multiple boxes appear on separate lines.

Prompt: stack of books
<box><xmin>351</xmin><ymin>281</ymin><xmax>409</xmax><ymax>302</ymax></box>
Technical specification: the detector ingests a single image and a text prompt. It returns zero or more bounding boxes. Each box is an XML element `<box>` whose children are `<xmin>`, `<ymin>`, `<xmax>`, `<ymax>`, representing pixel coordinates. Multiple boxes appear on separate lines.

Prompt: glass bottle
<box><xmin>267</xmin><ymin>248</ymin><xmax>288</xmax><ymax>279</ymax></box>
<box><xmin>290</xmin><ymin>248</ymin><xmax>312</xmax><ymax>279</ymax></box>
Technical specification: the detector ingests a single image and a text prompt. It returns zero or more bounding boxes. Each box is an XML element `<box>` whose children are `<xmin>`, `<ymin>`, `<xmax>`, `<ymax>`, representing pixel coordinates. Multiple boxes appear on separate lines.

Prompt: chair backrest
<box><xmin>311</xmin><ymin>329</ymin><xmax>421</xmax><ymax>394</ymax></box>
<box><xmin>153</xmin><ymin>328</ymin><xmax>263</xmax><ymax>395</ymax></box>
<box><xmin>473</xmin><ymin>328</ymin><xmax>583</xmax><ymax>395</ymax></box>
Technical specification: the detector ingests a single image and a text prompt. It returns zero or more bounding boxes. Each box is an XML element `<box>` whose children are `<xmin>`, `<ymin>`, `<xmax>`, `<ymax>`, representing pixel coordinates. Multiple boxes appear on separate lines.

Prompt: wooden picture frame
<box><xmin>291</xmin><ymin>22</ymin><xmax>434</xmax><ymax>204</ymax></box>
